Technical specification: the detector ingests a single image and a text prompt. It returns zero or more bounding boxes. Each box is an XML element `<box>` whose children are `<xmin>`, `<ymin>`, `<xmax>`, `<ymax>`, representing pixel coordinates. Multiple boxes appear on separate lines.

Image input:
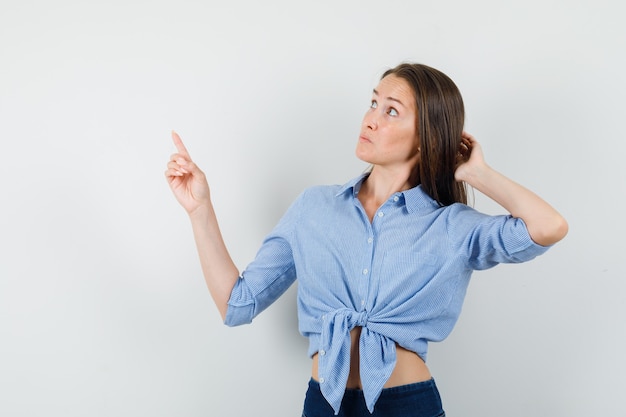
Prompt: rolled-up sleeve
<box><xmin>449</xmin><ymin>205</ymin><xmax>551</xmax><ymax>271</ymax></box>
<box><xmin>225</xmin><ymin>237</ymin><xmax>297</xmax><ymax>326</ymax></box>
<box><xmin>224</xmin><ymin>191</ymin><xmax>306</xmax><ymax>326</ymax></box>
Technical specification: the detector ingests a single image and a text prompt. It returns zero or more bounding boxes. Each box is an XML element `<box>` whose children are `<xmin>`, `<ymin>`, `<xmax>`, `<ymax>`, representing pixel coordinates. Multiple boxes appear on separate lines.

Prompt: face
<box><xmin>356</xmin><ymin>74</ymin><xmax>420</xmax><ymax>170</ymax></box>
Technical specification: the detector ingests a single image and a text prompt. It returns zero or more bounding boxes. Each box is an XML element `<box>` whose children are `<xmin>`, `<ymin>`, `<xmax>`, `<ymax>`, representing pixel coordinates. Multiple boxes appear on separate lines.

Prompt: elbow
<box><xmin>556</xmin><ymin>216</ymin><xmax>569</xmax><ymax>241</ymax></box>
<box><xmin>221</xmin><ymin>302</ymin><xmax>255</xmax><ymax>327</ymax></box>
<box><xmin>530</xmin><ymin>215</ymin><xmax>569</xmax><ymax>246</ymax></box>
<box><xmin>548</xmin><ymin>216</ymin><xmax>569</xmax><ymax>245</ymax></box>
<box><xmin>212</xmin><ymin>297</ymin><xmax>230</xmax><ymax>323</ymax></box>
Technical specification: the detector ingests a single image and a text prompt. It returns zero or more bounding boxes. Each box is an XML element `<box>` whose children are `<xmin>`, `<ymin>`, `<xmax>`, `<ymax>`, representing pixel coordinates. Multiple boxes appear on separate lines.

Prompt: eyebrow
<box><xmin>372</xmin><ymin>88</ymin><xmax>406</xmax><ymax>107</ymax></box>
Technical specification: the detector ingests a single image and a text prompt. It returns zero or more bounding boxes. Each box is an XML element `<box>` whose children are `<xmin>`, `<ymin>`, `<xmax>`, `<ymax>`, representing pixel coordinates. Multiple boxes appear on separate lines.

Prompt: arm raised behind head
<box><xmin>454</xmin><ymin>132</ymin><xmax>568</xmax><ymax>247</ymax></box>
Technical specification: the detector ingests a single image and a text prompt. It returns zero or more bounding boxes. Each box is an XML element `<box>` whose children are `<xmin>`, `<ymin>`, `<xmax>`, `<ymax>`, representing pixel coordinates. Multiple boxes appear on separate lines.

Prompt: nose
<box><xmin>363</xmin><ymin>110</ymin><xmax>378</xmax><ymax>130</ymax></box>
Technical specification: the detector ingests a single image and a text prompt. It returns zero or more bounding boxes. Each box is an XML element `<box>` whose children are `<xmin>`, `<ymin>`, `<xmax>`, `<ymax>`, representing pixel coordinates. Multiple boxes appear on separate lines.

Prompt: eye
<box><xmin>388</xmin><ymin>107</ymin><xmax>398</xmax><ymax>117</ymax></box>
<box><xmin>370</xmin><ymin>100</ymin><xmax>378</xmax><ymax>109</ymax></box>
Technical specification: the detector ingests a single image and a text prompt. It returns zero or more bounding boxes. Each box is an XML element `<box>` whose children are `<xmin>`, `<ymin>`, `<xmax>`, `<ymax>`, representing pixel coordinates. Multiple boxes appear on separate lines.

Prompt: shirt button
<box><xmin>393</xmin><ymin>196</ymin><xmax>399</xmax><ymax>202</ymax></box>
<box><xmin>319</xmin><ymin>377</ymin><xmax>325</xmax><ymax>383</ymax></box>
<box><xmin>362</xmin><ymin>269</ymin><xmax>368</xmax><ymax>275</ymax></box>
<box><xmin>361</xmin><ymin>300</ymin><xmax>365</xmax><ymax>306</ymax></box>
<box><xmin>367</xmin><ymin>237</ymin><xmax>373</xmax><ymax>244</ymax></box>
<box><xmin>319</xmin><ymin>350</ymin><xmax>326</xmax><ymax>356</ymax></box>
<box><xmin>377</xmin><ymin>212</ymin><xmax>384</xmax><ymax>217</ymax></box>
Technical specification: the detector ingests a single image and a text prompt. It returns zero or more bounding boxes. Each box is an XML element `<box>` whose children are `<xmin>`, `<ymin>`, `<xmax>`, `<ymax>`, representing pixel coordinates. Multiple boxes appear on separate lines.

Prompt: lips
<box><xmin>359</xmin><ymin>135</ymin><xmax>372</xmax><ymax>143</ymax></box>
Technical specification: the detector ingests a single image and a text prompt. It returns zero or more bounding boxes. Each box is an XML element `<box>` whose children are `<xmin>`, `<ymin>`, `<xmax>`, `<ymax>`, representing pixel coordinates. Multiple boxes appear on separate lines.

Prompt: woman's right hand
<box><xmin>165</xmin><ymin>131</ymin><xmax>211</xmax><ymax>215</ymax></box>
<box><xmin>165</xmin><ymin>131</ymin><xmax>240</xmax><ymax>319</ymax></box>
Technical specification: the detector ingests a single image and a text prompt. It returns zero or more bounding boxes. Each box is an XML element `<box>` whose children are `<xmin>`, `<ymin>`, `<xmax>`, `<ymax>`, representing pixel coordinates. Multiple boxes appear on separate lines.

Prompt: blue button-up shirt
<box><xmin>225</xmin><ymin>173</ymin><xmax>550</xmax><ymax>414</ymax></box>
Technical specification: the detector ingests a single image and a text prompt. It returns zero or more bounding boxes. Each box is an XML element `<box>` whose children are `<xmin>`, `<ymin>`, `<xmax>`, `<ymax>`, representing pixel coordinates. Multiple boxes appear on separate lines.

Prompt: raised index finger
<box><xmin>171</xmin><ymin>130</ymin><xmax>191</xmax><ymax>157</ymax></box>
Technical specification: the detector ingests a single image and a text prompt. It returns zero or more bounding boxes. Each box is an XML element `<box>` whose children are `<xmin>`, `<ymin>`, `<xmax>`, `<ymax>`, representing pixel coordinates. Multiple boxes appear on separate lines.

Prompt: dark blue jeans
<box><xmin>302</xmin><ymin>378</ymin><xmax>445</xmax><ymax>417</ymax></box>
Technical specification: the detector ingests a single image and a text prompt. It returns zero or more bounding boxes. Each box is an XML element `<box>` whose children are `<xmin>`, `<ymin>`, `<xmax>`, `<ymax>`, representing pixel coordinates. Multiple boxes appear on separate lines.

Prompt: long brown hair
<box><xmin>382</xmin><ymin>63</ymin><xmax>467</xmax><ymax>206</ymax></box>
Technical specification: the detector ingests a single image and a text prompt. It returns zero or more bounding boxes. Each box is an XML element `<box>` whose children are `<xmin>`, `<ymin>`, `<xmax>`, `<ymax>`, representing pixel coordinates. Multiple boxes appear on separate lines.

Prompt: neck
<box><xmin>361</xmin><ymin>165</ymin><xmax>414</xmax><ymax>206</ymax></box>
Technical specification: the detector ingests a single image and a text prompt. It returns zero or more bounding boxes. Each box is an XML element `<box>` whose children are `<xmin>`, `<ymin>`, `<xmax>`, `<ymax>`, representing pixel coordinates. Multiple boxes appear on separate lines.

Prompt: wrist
<box><xmin>188</xmin><ymin>201</ymin><xmax>214</xmax><ymax>222</ymax></box>
<box><xmin>458</xmin><ymin>162</ymin><xmax>492</xmax><ymax>187</ymax></box>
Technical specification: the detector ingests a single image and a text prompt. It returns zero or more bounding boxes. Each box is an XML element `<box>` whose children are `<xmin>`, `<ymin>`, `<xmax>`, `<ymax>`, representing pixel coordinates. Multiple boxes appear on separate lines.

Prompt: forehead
<box><xmin>374</xmin><ymin>74</ymin><xmax>415</xmax><ymax>109</ymax></box>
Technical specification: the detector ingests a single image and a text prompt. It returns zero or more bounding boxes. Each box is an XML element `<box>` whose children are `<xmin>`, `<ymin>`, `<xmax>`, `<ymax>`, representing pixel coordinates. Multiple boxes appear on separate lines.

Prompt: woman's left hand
<box><xmin>454</xmin><ymin>131</ymin><xmax>487</xmax><ymax>183</ymax></box>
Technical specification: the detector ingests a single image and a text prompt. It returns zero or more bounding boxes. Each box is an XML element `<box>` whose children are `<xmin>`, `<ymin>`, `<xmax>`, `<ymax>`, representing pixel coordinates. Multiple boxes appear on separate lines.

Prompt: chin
<box><xmin>355</xmin><ymin>146</ymin><xmax>373</xmax><ymax>163</ymax></box>
<box><xmin>355</xmin><ymin>151</ymin><xmax>372</xmax><ymax>164</ymax></box>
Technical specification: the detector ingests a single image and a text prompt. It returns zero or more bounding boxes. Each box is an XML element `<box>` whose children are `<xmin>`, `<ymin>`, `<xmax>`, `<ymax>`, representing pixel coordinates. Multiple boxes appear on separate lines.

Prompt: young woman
<box><xmin>165</xmin><ymin>63</ymin><xmax>568</xmax><ymax>417</ymax></box>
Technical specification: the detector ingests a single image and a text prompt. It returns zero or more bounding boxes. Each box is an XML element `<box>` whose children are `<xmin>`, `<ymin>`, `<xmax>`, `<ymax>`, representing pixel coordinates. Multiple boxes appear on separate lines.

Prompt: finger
<box><xmin>167</xmin><ymin>160</ymin><xmax>189</xmax><ymax>174</ymax></box>
<box><xmin>460</xmin><ymin>135</ymin><xmax>473</xmax><ymax>149</ymax></box>
<box><xmin>165</xmin><ymin>168</ymin><xmax>184</xmax><ymax>178</ymax></box>
<box><xmin>170</xmin><ymin>152</ymin><xmax>186</xmax><ymax>162</ymax></box>
<box><xmin>171</xmin><ymin>131</ymin><xmax>191</xmax><ymax>157</ymax></box>
<box><xmin>168</xmin><ymin>155</ymin><xmax>191</xmax><ymax>171</ymax></box>
<box><xmin>461</xmin><ymin>131</ymin><xmax>474</xmax><ymax>139</ymax></box>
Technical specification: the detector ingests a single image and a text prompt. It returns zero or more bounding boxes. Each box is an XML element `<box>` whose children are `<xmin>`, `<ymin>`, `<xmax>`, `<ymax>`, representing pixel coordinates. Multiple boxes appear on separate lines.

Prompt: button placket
<box><xmin>358</xmin><ymin>225</ymin><xmax>374</xmax><ymax>312</ymax></box>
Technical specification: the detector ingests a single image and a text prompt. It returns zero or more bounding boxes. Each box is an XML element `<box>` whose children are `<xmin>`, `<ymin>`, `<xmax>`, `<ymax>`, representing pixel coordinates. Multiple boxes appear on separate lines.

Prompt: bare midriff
<box><xmin>311</xmin><ymin>327</ymin><xmax>432</xmax><ymax>389</ymax></box>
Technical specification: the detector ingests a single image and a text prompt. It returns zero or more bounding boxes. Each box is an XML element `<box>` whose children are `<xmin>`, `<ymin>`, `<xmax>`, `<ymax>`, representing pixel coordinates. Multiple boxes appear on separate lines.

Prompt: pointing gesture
<box><xmin>164</xmin><ymin>131</ymin><xmax>239</xmax><ymax>319</ymax></box>
<box><xmin>165</xmin><ymin>131</ymin><xmax>211</xmax><ymax>215</ymax></box>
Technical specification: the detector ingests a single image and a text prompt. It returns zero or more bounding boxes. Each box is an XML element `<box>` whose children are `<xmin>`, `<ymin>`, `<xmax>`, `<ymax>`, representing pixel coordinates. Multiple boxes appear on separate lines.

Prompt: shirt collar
<box><xmin>335</xmin><ymin>172</ymin><xmax>369</xmax><ymax>197</ymax></box>
<box><xmin>336</xmin><ymin>173</ymin><xmax>440</xmax><ymax>212</ymax></box>
<box><xmin>402</xmin><ymin>184</ymin><xmax>440</xmax><ymax>212</ymax></box>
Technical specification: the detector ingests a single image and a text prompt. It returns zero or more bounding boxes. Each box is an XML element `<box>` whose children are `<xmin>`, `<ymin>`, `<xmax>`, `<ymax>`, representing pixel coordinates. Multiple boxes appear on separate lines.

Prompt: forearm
<box><xmin>463</xmin><ymin>164</ymin><xmax>568</xmax><ymax>246</ymax></box>
<box><xmin>188</xmin><ymin>203</ymin><xmax>240</xmax><ymax>321</ymax></box>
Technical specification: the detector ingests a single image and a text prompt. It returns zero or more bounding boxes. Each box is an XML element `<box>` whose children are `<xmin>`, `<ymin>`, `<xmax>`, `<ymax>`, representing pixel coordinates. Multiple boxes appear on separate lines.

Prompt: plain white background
<box><xmin>1</xmin><ymin>0</ymin><xmax>624</xmax><ymax>415</ymax></box>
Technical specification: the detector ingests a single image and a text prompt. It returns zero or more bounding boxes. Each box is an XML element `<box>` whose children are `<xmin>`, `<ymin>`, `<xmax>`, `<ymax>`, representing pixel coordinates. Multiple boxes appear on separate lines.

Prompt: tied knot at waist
<box><xmin>355</xmin><ymin>310</ymin><xmax>368</xmax><ymax>327</ymax></box>
<box><xmin>322</xmin><ymin>309</ymin><xmax>369</xmax><ymax>328</ymax></box>
<box><xmin>318</xmin><ymin>308</ymin><xmax>397</xmax><ymax>414</ymax></box>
